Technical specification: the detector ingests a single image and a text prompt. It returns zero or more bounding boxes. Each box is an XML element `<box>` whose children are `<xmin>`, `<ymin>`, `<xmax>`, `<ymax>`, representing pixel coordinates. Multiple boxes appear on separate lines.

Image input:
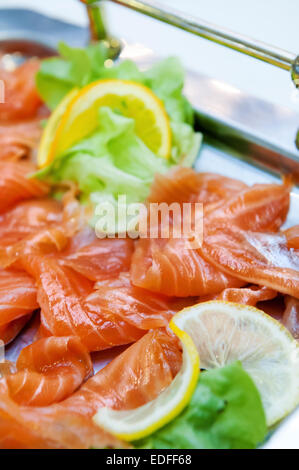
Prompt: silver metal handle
<box><xmin>85</xmin><ymin>0</ymin><xmax>299</xmax><ymax>87</ymax></box>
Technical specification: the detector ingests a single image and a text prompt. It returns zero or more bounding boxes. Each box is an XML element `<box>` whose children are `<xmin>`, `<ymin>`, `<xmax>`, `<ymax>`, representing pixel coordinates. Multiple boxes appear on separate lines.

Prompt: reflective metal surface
<box><xmin>186</xmin><ymin>71</ymin><xmax>299</xmax><ymax>179</ymax></box>
<box><xmin>0</xmin><ymin>8</ymin><xmax>298</xmax><ymax>449</ymax></box>
<box><xmin>0</xmin><ymin>8</ymin><xmax>89</xmax><ymax>51</ymax></box>
<box><xmin>0</xmin><ymin>8</ymin><xmax>89</xmax><ymax>67</ymax></box>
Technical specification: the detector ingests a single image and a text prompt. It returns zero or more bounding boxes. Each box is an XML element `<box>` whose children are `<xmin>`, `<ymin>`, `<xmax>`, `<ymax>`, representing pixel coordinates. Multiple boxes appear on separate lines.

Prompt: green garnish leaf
<box><xmin>36</xmin><ymin>42</ymin><xmax>108</xmax><ymax>109</ymax></box>
<box><xmin>34</xmin><ymin>107</ymin><xmax>167</xmax><ymax>203</ymax></box>
<box><xmin>134</xmin><ymin>362</ymin><xmax>267</xmax><ymax>449</ymax></box>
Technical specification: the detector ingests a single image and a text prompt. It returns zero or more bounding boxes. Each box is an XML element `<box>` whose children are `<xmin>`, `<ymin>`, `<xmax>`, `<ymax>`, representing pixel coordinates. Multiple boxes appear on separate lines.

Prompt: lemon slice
<box><xmin>37</xmin><ymin>88</ymin><xmax>79</xmax><ymax>168</ymax></box>
<box><xmin>173</xmin><ymin>301</ymin><xmax>299</xmax><ymax>426</ymax></box>
<box><xmin>41</xmin><ymin>79</ymin><xmax>171</xmax><ymax>168</ymax></box>
<box><xmin>93</xmin><ymin>324</ymin><xmax>199</xmax><ymax>441</ymax></box>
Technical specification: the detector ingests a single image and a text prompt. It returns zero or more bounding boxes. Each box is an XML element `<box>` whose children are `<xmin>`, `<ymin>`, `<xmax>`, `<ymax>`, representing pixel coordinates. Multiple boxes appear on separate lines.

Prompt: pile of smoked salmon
<box><xmin>0</xmin><ymin>60</ymin><xmax>298</xmax><ymax>449</ymax></box>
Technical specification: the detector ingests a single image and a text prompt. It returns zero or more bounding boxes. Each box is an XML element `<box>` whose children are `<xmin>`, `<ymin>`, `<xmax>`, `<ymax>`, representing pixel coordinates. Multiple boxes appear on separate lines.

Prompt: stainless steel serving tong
<box><xmin>85</xmin><ymin>0</ymin><xmax>299</xmax><ymax>87</ymax></box>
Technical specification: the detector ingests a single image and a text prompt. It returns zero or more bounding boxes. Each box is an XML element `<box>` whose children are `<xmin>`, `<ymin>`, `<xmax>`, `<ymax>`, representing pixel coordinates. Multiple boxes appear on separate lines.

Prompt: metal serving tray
<box><xmin>0</xmin><ymin>7</ymin><xmax>298</xmax><ymax>449</ymax></box>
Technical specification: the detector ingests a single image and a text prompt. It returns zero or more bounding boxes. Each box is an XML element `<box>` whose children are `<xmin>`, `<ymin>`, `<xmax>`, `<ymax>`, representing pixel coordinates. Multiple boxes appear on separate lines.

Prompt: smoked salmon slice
<box><xmin>284</xmin><ymin>225</ymin><xmax>299</xmax><ymax>249</ymax></box>
<box><xmin>4</xmin><ymin>336</ymin><xmax>93</xmax><ymax>406</ymax></box>
<box><xmin>87</xmin><ymin>272</ymin><xmax>190</xmax><ymax>330</ymax></box>
<box><xmin>35</xmin><ymin>256</ymin><xmax>185</xmax><ymax>351</ymax></box>
<box><xmin>58</xmin><ymin>328</ymin><xmax>182</xmax><ymax>416</ymax></box>
<box><xmin>148</xmin><ymin>166</ymin><xmax>247</xmax><ymax>207</ymax></box>
<box><xmin>131</xmin><ymin>167</ymin><xmax>248</xmax><ymax>296</ymax></box>
<box><xmin>131</xmin><ymin>169</ymin><xmax>291</xmax><ymax>297</ymax></box>
<box><xmin>0</xmin><ymin>269</ymin><xmax>38</xmax><ymax>329</ymax></box>
<box><xmin>1</xmin><ymin>221</ymin><xmax>184</xmax><ymax>351</ymax></box>
<box><xmin>0</xmin><ymin>226</ymin><xmax>68</xmax><ymax>269</ymax></box>
<box><xmin>200</xmin><ymin>225</ymin><xmax>299</xmax><ymax>298</ymax></box>
<box><xmin>0</xmin><ymin>60</ymin><xmax>43</xmax><ymax>122</ymax></box>
<box><xmin>0</xmin><ymin>161</ymin><xmax>49</xmax><ymax>214</ymax></box>
<box><xmin>36</xmin><ymin>260</ymin><xmax>138</xmax><ymax>352</ymax></box>
<box><xmin>0</xmin><ymin>382</ymin><xmax>127</xmax><ymax>449</ymax></box>
<box><xmin>61</xmin><ymin>226</ymin><xmax>97</xmax><ymax>255</ymax></box>
<box><xmin>0</xmin><ymin>198</ymin><xmax>63</xmax><ymax>248</ymax></box>
<box><xmin>196</xmin><ymin>178</ymin><xmax>297</xmax><ymax>297</ymax></box>
<box><xmin>4</xmin><ymin>314</ymin><xmax>40</xmax><ymax>363</ymax></box>
<box><xmin>62</xmin><ymin>238</ymin><xmax>135</xmax><ymax>281</ymax></box>
<box><xmin>201</xmin><ymin>285</ymin><xmax>277</xmax><ymax>306</ymax></box>
<box><xmin>0</xmin><ymin>315</ymin><xmax>32</xmax><ymax>346</ymax></box>
<box><xmin>204</xmin><ymin>182</ymin><xmax>290</xmax><ymax>232</ymax></box>
<box><xmin>131</xmin><ymin>237</ymin><xmax>244</xmax><ymax>297</ymax></box>
<box><xmin>0</xmin><ymin>120</ymin><xmax>42</xmax><ymax>161</ymax></box>
<box><xmin>0</xmin><ymin>329</ymin><xmax>178</xmax><ymax>448</ymax></box>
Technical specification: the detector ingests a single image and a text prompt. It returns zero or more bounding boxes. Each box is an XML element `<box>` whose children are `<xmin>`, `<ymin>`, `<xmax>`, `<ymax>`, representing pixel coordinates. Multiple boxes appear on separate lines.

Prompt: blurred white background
<box><xmin>0</xmin><ymin>0</ymin><xmax>298</xmax><ymax>111</ymax></box>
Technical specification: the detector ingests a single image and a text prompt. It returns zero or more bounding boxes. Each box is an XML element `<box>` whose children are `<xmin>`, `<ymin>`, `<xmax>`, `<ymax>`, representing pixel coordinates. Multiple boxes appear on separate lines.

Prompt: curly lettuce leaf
<box><xmin>36</xmin><ymin>42</ymin><xmax>109</xmax><ymax>110</ymax></box>
<box><xmin>134</xmin><ymin>362</ymin><xmax>267</xmax><ymax>449</ymax></box>
<box><xmin>171</xmin><ymin>121</ymin><xmax>203</xmax><ymax>166</ymax></box>
<box><xmin>35</xmin><ymin>107</ymin><xmax>168</xmax><ymax>203</ymax></box>
<box><xmin>143</xmin><ymin>56</ymin><xmax>194</xmax><ymax>125</ymax></box>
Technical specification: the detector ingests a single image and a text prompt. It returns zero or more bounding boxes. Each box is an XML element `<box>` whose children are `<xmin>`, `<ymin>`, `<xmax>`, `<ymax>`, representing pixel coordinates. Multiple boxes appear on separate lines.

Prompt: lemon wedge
<box><xmin>93</xmin><ymin>321</ymin><xmax>199</xmax><ymax>441</ymax></box>
<box><xmin>38</xmin><ymin>79</ymin><xmax>171</xmax><ymax>169</ymax></box>
<box><xmin>37</xmin><ymin>88</ymin><xmax>79</xmax><ymax>168</ymax></box>
<box><xmin>173</xmin><ymin>301</ymin><xmax>299</xmax><ymax>426</ymax></box>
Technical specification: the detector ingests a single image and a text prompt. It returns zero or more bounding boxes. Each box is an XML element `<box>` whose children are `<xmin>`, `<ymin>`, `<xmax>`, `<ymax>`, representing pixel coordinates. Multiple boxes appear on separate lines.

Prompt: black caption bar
<box><xmin>0</xmin><ymin>448</ymin><xmax>295</xmax><ymax>466</ymax></box>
